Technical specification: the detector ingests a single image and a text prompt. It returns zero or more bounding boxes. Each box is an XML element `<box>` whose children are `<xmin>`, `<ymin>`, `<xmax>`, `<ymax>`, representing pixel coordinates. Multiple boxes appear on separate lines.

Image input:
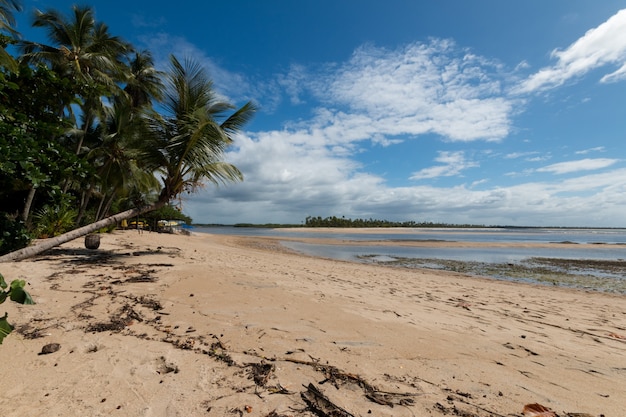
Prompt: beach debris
<box><xmin>279</xmin><ymin>357</ymin><xmax>416</xmax><ymax>407</ymax></box>
<box><xmin>86</xmin><ymin>303</ymin><xmax>143</xmax><ymax>333</ymax></box>
<box><xmin>523</xmin><ymin>404</ymin><xmax>598</xmax><ymax>417</ymax></box>
<box><xmin>246</xmin><ymin>361</ymin><xmax>275</xmax><ymax>386</ymax></box>
<box><xmin>266</xmin><ymin>384</ymin><xmax>294</xmax><ymax>395</ymax></box>
<box><xmin>455</xmin><ymin>301</ymin><xmax>472</xmax><ymax>311</ymax></box>
<box><xmin>156</xmin><ymin>356</ymin><xmax>179</xmax><ymax>374</ymax></box>
<box><xmin>39</xmin><ymin>343</ymin><xmax>61</xmax><ymax>355</ymax></box>
<box><xmin>206</xmin><ymin>337</ymin><xmax>235</xmax><ymax>366</ymax></box>
<box><xmin>262</xmin><ymin>411</ymin><xmax>291</xmax><ymax>417</ymax></box>
<box><xmin>301</xmin><ymin>383</ymin><xmax>355</xmax><ymax>417</ymax></box>
<box><xmin>607</xmin><ymin>332</ymin><xmax>626</xmax><ymax>340</ymax></box>
<box><xmin>522</xmin><ymin>403</ymin><xmax>557</xmax><ymax>417</ymax></box>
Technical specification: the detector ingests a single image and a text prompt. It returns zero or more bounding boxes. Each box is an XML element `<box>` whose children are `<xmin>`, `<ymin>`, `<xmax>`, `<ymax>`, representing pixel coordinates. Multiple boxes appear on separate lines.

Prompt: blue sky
<box><xmin>15</xmin><ymin>1</ymin><xmax>626</xmax><ymax>226</ymax></box>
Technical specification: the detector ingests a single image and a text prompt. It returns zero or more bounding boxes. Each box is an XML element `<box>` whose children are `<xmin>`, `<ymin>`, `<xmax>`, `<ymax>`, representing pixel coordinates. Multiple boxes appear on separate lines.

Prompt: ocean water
<box><xmin>196</xmin><ymin>227</ymin><xmax>626</xmax><ymax>293</ymax></box>
<box><xmin>196</xmin><ymin>226</ymin><xmax>626</xmax><ymax>263</ymax></box>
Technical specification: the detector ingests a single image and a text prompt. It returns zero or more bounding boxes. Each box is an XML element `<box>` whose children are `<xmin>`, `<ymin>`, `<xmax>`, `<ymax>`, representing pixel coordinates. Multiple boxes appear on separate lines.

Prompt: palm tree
<box><xmin>123</xmin><ymin>50</ymin><xmax>164</xmax><ymax>109</ymax></box>
<box><xmin>20</xmin><ymin>5</ymin><xmax>131</xmax><ymax>154</ymax></box>
<box><xmin>74</xmin><ymin>50</ymin><xmax>163</xmax><ymax>224</ymax></box>
<box><xmin>87</xmin><ymin>98</ymin><xmax>160</xmax><ymax>222</ymax></box>
<box><xmin>142</xmin><ymin>55</ymin><xmax>255</xmax><ymax>203</ymax></box>
<box><xmin>0</xmin><ymin>0</ymin><xmax>20</xmax><ymax>33</ymax></box>
<box><xmin>0</xmin><ymin>0</ymin><xmax>21</xmax><ymax>72</ymax></box>
<box><xmin>22</xmin><ymin>5</ymin><xmax>129</xmax><ymax>86</ymax></box>
<box><xmin>0</xmin><ymin>55</ymin><xmax>256</xmax><ymax>262</ymax></box>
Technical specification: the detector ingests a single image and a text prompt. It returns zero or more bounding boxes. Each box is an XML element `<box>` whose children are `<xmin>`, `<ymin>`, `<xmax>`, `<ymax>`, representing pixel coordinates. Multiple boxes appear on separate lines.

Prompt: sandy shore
<box><xmin>1</xmin><ymin>230</ymin><xmax>624</xmax><ymax>416</ymax></box>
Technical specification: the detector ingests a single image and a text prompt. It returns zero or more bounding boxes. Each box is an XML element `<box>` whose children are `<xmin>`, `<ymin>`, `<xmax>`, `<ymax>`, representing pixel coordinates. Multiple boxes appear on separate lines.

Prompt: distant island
<box><xmin>194</xmin><ymin>216</ymin><xmax>625</xmax><ymax>229</ymax></box>
<box><xmin>197</xmin><ymin>216</ymin><xmax>491</xmax><ymax>228</ymax></box>
<box><xmin>299</xmin><ymin>216</ymin><xmax>490</xmax><ymax>228</ymax></box>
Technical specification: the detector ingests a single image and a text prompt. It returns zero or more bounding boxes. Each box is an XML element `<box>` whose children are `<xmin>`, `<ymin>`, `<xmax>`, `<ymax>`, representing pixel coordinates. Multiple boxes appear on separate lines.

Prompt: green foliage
<box><xmin>143</xmin><ymin>204</ymin><xmax>192</xmax><ymax>225</ymax></box>
<box><xmin>0</xmin><ymin>7</ymin><xmax>250</xmax><ymax>259</ymax></box>
<box><xmin>0</xmin><ymin>65</ymin><xmax>89</xmax><ymax>217</ymax></box>
<box><xmin>0</xmin><ymin>213</ymin><xmax>31</xmax><ymax>255</ymax></box>
<box><xmin>0</xmin><ymin>272</ymin><xmax>34</xmax><ymax>345</ymax></box>
<box><xmin>33</xmin><ymin>200</ymin><xmax>78</xmax><ymax>238</ymax></box>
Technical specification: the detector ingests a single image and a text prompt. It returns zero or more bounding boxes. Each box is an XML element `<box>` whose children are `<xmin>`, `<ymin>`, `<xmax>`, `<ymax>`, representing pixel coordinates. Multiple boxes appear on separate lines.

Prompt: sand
<box><xmin>0</xmin><ymin>230</ymin><xmax>624</xmax><ymax>417</ymax></box>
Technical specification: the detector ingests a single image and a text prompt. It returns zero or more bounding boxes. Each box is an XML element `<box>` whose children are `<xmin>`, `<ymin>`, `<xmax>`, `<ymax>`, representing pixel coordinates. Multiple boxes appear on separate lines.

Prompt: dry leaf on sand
<box><xmin>522</xmin><ymin>403</ymin><xmax>557</xmax><ymax>417</ymax></box>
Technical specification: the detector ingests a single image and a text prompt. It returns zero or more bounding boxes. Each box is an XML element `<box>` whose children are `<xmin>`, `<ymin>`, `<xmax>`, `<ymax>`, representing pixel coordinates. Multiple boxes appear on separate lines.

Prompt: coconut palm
<box><xmin>0</xmin><ymin>0</ymin><xmax>20</xmax><ymax>33</ymax></box>
<box><xmin>88</xmin><ymin>98</ymin><xmax>160</xmax><ymax>222</ymax></box>
<box><xmin>142</xmin><ymin>55</ymin><xmax>255</xmax><ymax>203</ymax></box>
<box><xmin>0</xmin><ymin>0</ymin><xmax>21</xmax><ymax>72</ymax></box>
<box><xmin>22</xmin><ymin>5</ymin><xmax>129</xmax><ymax>86</ymax></box>
<box><xmin>0</xmin><ymin>55</ymin><xmax>256</xmax><ymax>262</ymax></box>
<box><xmin>20</xmin><ymin>5</ymin><xmax>131</xmax><ymax>154</ymax></box>
<box><xmin>75</xmin><ymin>51</ymin><xmax>163</xmax><ymax>223</ymax></box>
<box><xmin>123</xmin><ymin>50</ymin><xmax>164</xmax><ymax>109</ymax></box>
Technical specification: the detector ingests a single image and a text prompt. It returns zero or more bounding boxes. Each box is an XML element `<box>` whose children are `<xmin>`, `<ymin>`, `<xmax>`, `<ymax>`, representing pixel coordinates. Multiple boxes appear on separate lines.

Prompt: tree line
<box><xmin>304</xmin><ymin>216</ymin><xmax>487</xmax><ymax>228</ymax></box>
<box><xmin>0</xmin><ymin>2</ymin><xmax>255</xmax><ymax>259</ymax></box>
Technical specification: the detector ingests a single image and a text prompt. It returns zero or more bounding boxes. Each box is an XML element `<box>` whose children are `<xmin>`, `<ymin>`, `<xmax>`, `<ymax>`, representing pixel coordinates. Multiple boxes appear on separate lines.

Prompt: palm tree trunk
<box><xmin>22</xmin><ymin>186</ymin><xmax>37</xmax><ymax>224</ymax></box>
<box><xmin>75</xmin><ymin>186</ymin><xmax>93</xmax><ymax>225</ymax></box>
<box><xmin>94</xmin><ymin>193</ymin><xmax>107</xmax><ymax>221</ymax></box>
<box><xmin>100</xmin><ymin>192</ymin><xmax>117</xmax><ymax>221</ymax></box>
<box><xmin>0</xmin><ymin>200</ymin><xmax>167</xmax><ymax>262</ymax></box>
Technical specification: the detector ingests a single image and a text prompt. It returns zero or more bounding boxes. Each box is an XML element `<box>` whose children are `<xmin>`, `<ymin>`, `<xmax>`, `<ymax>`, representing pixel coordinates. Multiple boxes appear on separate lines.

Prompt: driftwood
<box><xmin>281</xmin><ymin>357</ymin><xmax>417</xmax><ymax>407</ymax></box>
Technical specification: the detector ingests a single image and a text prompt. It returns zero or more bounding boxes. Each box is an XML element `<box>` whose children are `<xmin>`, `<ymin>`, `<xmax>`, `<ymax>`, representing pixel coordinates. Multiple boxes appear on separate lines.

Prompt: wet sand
<box><xmin>1</xmin><ymin>230</ymin><xmax>624</xmax><ymax>416</ymax></box>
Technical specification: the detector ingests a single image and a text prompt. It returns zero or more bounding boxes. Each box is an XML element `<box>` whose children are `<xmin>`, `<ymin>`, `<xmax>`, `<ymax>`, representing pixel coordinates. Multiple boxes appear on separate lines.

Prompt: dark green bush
<box><xmin>0</xmin><ymin>213</ymin><xmax>32</xmax><ymax>255</ymax></box>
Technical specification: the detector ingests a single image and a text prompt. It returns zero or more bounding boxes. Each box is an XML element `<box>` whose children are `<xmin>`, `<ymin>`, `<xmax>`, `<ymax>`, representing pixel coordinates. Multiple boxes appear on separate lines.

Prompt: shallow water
<box><xmin>197</xmin><ymin>226</ymin><xmax>626</xmax><ymax>293</ymax></box>
<box><xmin>197</xmin><ymin>226</ymin><xmax>626</xmax><ymax>262</ymax></box>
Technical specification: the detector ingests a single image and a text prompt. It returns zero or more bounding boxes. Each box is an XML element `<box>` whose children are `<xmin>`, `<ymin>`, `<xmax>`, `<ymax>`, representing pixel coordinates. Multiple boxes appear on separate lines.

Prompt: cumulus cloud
<box><xmin>185</xmin><ymin>164</ymin><xmax>626</xmax><ymax>226</ymax></box>
<box><xmin>537</xmin><ymin>158</ymin><xmax>618</xmax><ymax>174</ymax></box>
<box><xmin>317</xmin><ymin>40</ymin><xmax>514</xmax><ymax>142</ymax></box>
<box><xmin>515</xmin><ymin>9</ymin><xmax>626</xmax><ymax>94</ymax></box>
<box><xmin>143</xmin><ymin>23</ymin><xmax>625</xmax><ymax>227</ymax></box>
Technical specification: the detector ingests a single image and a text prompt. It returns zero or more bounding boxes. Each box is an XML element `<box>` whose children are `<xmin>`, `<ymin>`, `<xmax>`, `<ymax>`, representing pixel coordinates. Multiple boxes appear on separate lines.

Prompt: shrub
<box><xmin>0</xmin><ymin>273</ymin><xmax>34</xmax><ymax>344</ymax></box>
<box><xmin>0</xmin><ymin>213</ymin><xmax>32</xmax><ymax>255</ymax></box>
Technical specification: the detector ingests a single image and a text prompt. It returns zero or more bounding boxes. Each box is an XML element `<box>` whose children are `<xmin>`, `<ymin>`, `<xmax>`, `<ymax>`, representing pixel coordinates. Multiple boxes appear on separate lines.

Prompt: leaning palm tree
<box><xmin>0</xmin><ymin>55</ymin><xmax>256</xmax><ymax>262</ymax></box>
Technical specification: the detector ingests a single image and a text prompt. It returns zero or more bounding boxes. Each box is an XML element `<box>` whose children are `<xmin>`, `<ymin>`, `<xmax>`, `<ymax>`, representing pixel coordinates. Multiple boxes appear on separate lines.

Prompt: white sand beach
<box><xmin>1</xmin><ymin>230</ymin><xmax>624</xmax><ymax>416</ymax></box>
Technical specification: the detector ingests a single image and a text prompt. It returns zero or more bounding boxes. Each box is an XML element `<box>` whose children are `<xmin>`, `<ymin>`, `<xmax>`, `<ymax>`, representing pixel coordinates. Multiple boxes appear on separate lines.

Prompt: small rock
<box><xmin>39</xmin><ymin>343</ymin><xmax>61</xmax><ymax>355</ymax></box>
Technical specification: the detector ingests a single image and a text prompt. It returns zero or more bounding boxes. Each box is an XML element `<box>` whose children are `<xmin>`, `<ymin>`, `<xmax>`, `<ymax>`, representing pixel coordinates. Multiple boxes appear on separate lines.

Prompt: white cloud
<box><xmin>505</xmin><ymin>151</ymin><xmax>539</xmax><ymax>159</ymax></box>
<box><xmin>277</xmin><ymin>64</ymin><xmax>308</xmax><ymax>105</ymax></box>
<box><xmin>317</xmin><ymin>40</ymin><xmax>515</xmax><ymax>142</ymax></box>
<box><xmin>410</xmin><ymin>151</ymin><xmax>478</xmax><ymax>180</ymax></box>
<box><xmin>575</xmin><ymin>146</ymin><xmax>605</xmax><ymax>155</ymax></box>
<box><xmin>515</xmin><ymin>9</ymin><xmax>626</xmax><ymax>94</ymax></box>
<box><xmin>185</xmin><ymin>165</ymin><xmax>626</xmax><ymax>226</ymax></box>
<box><xmin>137</xmin><ymin>29</ymin><xmax>626</xmax><ymax>227</ymax></box>
<box><xmin>537</xmin><ymin>158</ymin><xmax>618</xmax><ymax>174</ymax></box>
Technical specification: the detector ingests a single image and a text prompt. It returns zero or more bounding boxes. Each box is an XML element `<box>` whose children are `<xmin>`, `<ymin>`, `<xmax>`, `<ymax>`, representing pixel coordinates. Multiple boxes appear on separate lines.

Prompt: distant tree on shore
<box><xmin>304</xmin><ymin>216</ymin><xmax>486</xmax><ymax>228</ymax></box>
